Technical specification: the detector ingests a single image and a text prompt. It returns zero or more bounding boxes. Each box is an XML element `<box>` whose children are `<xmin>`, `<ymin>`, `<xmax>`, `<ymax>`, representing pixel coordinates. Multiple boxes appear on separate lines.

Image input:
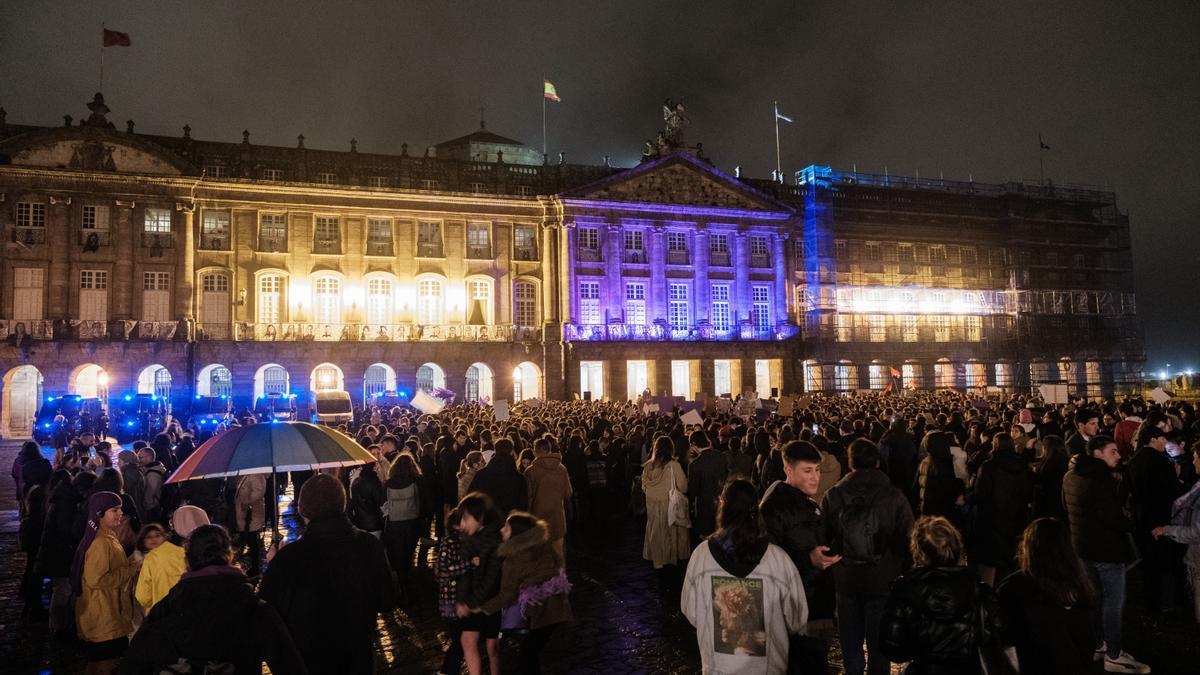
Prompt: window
<box><xmin>514</xmin><ymin>281</ymin><xmax>537</xmax><ymax>327</ymax></box>
<box><xmin>259</xmin><ymin>213</ymin><xmax>287</xmax><ymax>251</ymax></box>
<box><xmin>82</xmin><ymin>205</ymin><xmax>109</xmax><ymax>231</ymax></box>
<box><xmin>262</xmin><ymin>365</ymin><xmax>288</xmax><ymax>395</ymax></box>
<box><xmin>866</xmin><ymin>243</ymin><xmax>881</xmax><ymax>262</ymax></box>
<box><xmin>668</xmin><ymin>283</ymin><xmax>689</xmax><ymax>331</ymax></box>
<box><xmin>467</xmin><ymin>222</ymin><xmax>491</xmax><ymax>257</ymax></box>
<box><xmin>915</xmin><ymin>244</ymin><xmax>930</xmax><ymax>264</ymax></box>
<box><xmin>258</xmin><ymin>275</ymin><xmax>282</xmax><ymax>324</ymax></box>
<box><xmin>1045</xmin><ymin>251</ymin><xmax>1058</xmax><ymax>266</ymax></box>
<box><xmin>468</xmin><ymin>279</ymin><xmax>492</xmax><ymax>324</ymax></box>
<box><xmin>578</xmin><ymin>227</ymin><xmax>599</xmax><ymax>250</ymax></box>
<box><xmin>199</xmin><ymin>273</ymin><xmax>231</xmax><ymax>335</ymax></box>
<box><xmin>313</xmin><ymin>216</ymin><xmax>340</xmax><ymax>254</ymax></box>
<box><xmin>580</xmin><ymin>281</ymin><xmax>601</xmax><ymax>325</ymax></box>
<box><xmin>16</xmin><ymin>202</ymin><xmax>46</xmax><ymax>228</ymax></box>
<box><xmin>514</xmin><ymin>225</ymin><xmax>538</xmax><ymax>260</ymax></box>
<box><xmin>200</xmin><ymin>211</ymin><xmax>230</xmax><ymax>250</ymax></box>
<box><xmin>752</xmin><ymin>286</ymin><xmax>771</xmax><ymax>333</ymax></box>
<box><xmin>623</xmin><ymin>229</ymin><xmax>644</xmax><ymax>262</ymax></box>
<box><xmin>314</xmin><ymin>277</ymin><xmax>341</xmax><ymax>325</ymax></box>
<box><xmin>961</xmin><ymin>247</ymin><xmax>977</xmax><ymax>265</ymax></box>
<box><xmin>13</xmin><ymin>268</ymin><xmax>45</xmax><ymax>321</ymax></box>
<box><xmin>421</xmin><ymin>179</ymin><xmax>439</xmax><ymax>190</ymax></box>
<box><xmin>750</xmin><ymin>236</ymin><xmax>770</xmax><ymax>266</ymax></box>
<box><xmin>201</xmin><ymin>274</ymin><xmax>228</xmax><ymax>293</ymax></box>
<box><xmin>710</xmin><ymin>233</ymin><xmax>731</xmax><ymax>265</ymax></box>
<box><xmin>316</xmin><ymin>172</ymin><xmax>337</xmax><ymax>184</ymax></box>
<box><xmin>711</xmin><ymin>284</ymin><xmax>731</xmax><ymax>331</ymax></box>
<box><xmin>141</xmin><ymin>272</ymin><xmax>171</xmax><ymax>322</ymax></box>
<box><xmin>869</xmin><ymin>315</ymin><xmax>885</xmax><ymax>342</ymax></box>
<box><xmin>262</xmin><ymin>168</ymin><xmax>284</xmax><ymax>181</ymax></box>
<box><xmin>902</xmin><ymin>316</ymin><xmax>918</xmax><ymax>342</ymax></box>
<box><xmin>667</xmin><ymin>232</ymin><xmax>688</xmax><ymax>251</ymax></box>
<box><xmin>144</xmin><ymin>208</ymin><xmax>171</xmax><ymax>233</ymax></box>
<box><xmin>203</xmin><ymin>165</ymin><xmax>228</xmax><ymax>178</ymax></box>
<box><xmin>366</xmin><ymin>277</ymin><xmax>392</xmax><ymax>325</ymax></box>
<box><xmin>368</xmin><ymin>176</ymin><xmax>391</xmax><ymax>188</ymax></box>
<box><xmin>81</xmin><ymin>270</ymin><xmax>108</xmax><ymax>289</ymax></box>
<box><xmin>1072</xmin><ymin>253</ymin><xmax>1086</xmax><ymax>268</ymax></box>
<box><xmin>418</xmin><ymin>221</ymin><xmax>443</xmax><ymax>257</ymax></box>
<box><xmin>930</xmin><ymin>245</ymin><xmax>946</xmax><ymax>264</ymax></box>
<box><xmin>418</xmin><ymin>279</ymin><xmax>442</xmax><ymax>324</ymax></box>
<box><xmin>835</xmin><ymin>240</ymin><xmax>847</xmax><ymax>259</ymax></box>
<box><xmin>898</xmin><ymin>244</ymin><xmax>914</xmax><ymax>262</ymax></box>
<box><xmin>624</xmin><ymin>282</ymin><xmax>646</xmax><ymax>325</ymax></box>
<box><xmin>79</xmin><ymin>270</ymin><xmax>109</xmax><ymax>322</ymax></box>
<box><xmin>366</xmin><ymin>218</ymin><xmax>393</xmax><ymax>256</ymax></box>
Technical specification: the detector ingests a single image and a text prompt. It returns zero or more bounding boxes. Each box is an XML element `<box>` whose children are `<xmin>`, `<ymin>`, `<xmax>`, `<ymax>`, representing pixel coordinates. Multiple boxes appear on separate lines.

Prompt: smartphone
<box><xmin>812</xmin><ymin>423</ymin><xmax>820</xmax><ymax>434</ymax></box>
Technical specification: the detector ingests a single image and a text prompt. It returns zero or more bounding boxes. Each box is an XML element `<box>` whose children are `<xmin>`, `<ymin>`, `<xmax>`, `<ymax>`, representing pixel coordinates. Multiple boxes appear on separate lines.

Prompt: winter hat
<box><xmin>171</xmin><ymin>504</ymin><xmax>211</xmax><ymax>538</ymax></box>
<box><xmin>117</xmin><ymin>450</ymin><xmax>138</xmax><ymax>465</ymax></box>
<box><xmin>297</xmin><ymin>473</ymin><xmax>346</xmax><ymax>521</ymax></box>
<box><xmin>70</xmin><ymin>491</ymin><xmax>123</xmax><ymax>596</ymax></box>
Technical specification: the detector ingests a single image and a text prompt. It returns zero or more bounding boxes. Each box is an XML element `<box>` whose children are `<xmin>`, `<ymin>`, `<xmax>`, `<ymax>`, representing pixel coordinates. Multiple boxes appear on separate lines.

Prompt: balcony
<box><xmin>258</xmin><ymin>235</ymin><xmax>288</xmax><ymax>253</ymax></box>
<box><xmin>366</xmin><ymin>240</ymin><xmax>394</xmax><ymax>256</ymax></box>
<box><xmin>750</xmin><ymin>254</ymin><xmax>772</xmax><ymax>268</ymax></box>
<box><xmin>197</xmin><ymin>322</ymin><xmax>231</xmax><ymax>340</ymax></box>
<box><xmin>141</xmin><ymin>232</ymin><xmax>174</xmax><ymax>249</ymax></box>
<box><xmin>199</xmin><ymin>233</ymin><xmax>231</xmax><ymax>251</ymax></box>
<box><xmin>467</xmin><ymin>245</ymin><xmax>492</xmax><ymax>259</ymax></box>
<box><xmin>12</xmin><ymin>226</ymin><xmax>46</xmax><ymax>245</ymax></box>
<box><xmin>236</xmin><ymin>322</ymin><xmax>541</xmax><ymax>343</ymax></box>
<box><xmin>666</xmin><ymin>249</ymin><xmax>690</xmax><ymax>265</ymax></box>
<box><xmin>710</xmin><ymin>251</ymin><xmax>731</xmax><ymax>266</ymax></box>
<box><xmin>79</xmin><ymin>230</ymin><xmax>111</xmax><ymax>248</ymax></box>
<box><xmin>0</xmin><ymin>319</ymin><xmax>54</xmax><ymax>341</ymax></box>
<box><xmin>623</xmin><ymin>250</ymin><xmax>647</xmax><ymax>264</ymax></box>
<box><xmin>417</xmin><ymin>242</ymin><xmax>444</xmax><ymax>258</ymax></box>
<box><xmin>134</xmin><ymin>321</ymin><xmax>181</xmax><ymax>340</ymax></box>
<box><xmin>563</xmin><ymin>322</ymin><xmax>796</xmax><ymax>342</ymax></box>
<box><xmin>313</xmin><ymin>238</ymin><xmax>341</xmax><ymax>255</ymax></box>
<box><xmin>513</xmin><ymin>246</ymin><xmax>539</xmax><ymax>262</ymax></box>
<box><xmin>576</xmin><ymin>248</ymin><xmax>602</xmax><ymax>263</ymax></box>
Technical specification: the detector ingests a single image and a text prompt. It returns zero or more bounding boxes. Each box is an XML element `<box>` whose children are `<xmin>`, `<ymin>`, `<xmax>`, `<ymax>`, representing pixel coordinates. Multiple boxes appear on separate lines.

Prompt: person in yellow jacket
<box><xmin>134</xmin><ymin>504</ymin><xmax>209</xmax><ymax>613</ymax></box>
<box><xmin>72</xmin><ymin>491</ymin><xmax>140</xmax><ymax>674</ymax></box>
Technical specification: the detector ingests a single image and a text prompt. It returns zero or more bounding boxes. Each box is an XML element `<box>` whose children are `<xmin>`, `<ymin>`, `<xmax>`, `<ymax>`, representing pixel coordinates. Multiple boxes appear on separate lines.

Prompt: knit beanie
<box><xmin>117</xmin><ymin>450</ymin><xmax>138</xmax><ymax>465</ymax></box>
<box><xmin>171</xmin><ymin>504</ymin><xmax>211</xmax><ymax>537</ymax></box>
<box><xmin>297</xmin><ymin>473</ymin><xmax>346</xmax><ymax>521</ymax></box>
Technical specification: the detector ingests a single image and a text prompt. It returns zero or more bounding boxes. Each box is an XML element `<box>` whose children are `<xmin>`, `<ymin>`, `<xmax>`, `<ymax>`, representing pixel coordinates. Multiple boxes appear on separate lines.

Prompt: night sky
<box><xmin>2</xmin><ymin>1</ymin><xmax>1197</xmax><ymax>370</ymax></box>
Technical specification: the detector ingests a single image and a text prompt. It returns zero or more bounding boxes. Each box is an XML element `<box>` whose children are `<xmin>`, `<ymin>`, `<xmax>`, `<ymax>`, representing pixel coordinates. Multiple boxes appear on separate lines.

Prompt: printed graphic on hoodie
<box><xmin>712</xmin><ymin>576</ymin><xmax>766</xmax><ymax>657</ymax></box>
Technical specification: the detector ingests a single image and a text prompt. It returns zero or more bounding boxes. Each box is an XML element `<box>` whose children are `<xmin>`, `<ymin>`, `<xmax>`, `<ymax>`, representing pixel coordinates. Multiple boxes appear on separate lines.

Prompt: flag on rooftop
<box><xmin>103</xmin><ymin>29</ymin><xmax>131</xmax><ymax>47</ymax></box>
<box><xmin>775</xmin><ymin>108</ymin><xmax>793</xmax><ymax>123</ymax></box>
<box><xmin>543</xmin><ymin>79</ymin><xmax>561</xmax><ymax>102</ymax></box>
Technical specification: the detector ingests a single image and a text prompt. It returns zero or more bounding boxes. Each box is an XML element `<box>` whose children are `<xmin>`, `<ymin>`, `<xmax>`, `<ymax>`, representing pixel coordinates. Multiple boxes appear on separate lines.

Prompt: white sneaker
<box><xmin>1104</xmin><ymin>651</ymin><xmax>1150</xmax><ymax>674</ymax></box>
<box><xmin>1094</xmin><ymin>643</ymin><xmax>1107</xmax><ymax>662</ymax></box>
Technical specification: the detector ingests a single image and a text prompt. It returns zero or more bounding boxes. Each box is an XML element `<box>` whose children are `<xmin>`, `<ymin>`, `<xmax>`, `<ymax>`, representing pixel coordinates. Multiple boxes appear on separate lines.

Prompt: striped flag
<box><xmin>543</xmin><ymin>79</ymin><xmax>561</xmax><ymax>102</ymax></box>
<box><xmin>775</xmin><ymin>108</ymin><xmax>793</xmax><ymax>123</ymax></box>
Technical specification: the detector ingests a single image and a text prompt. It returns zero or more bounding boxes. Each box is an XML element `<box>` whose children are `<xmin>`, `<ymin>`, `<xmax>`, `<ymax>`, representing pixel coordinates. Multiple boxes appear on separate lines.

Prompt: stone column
<box><xmin>563</xmin><ymin>222</ymin><xmax>577</xmax><ymax>325</ymax></box>
<box><xmin>692</xmin><ymin>226</ymin><xmax>710</xmax><ymax>324</ymax></box>
<box><xmin>176</xmin><ymin>206</ymin><xmax>195</xmax><ymax>322</ymax></box>
<box><xmin>603</xmin><ymin>222</ymin><xmax>623</xmax><ymax>323</ymax></box>
<box><xmin>734</xmin><ymin>230</ymin><xmax>750</xmax><ymax>326</ymax></box>
<box><xmin>113</xmin><ymin>201</ymin><xmax>135</xmax><ymax>320</ymax></box>
<box><xmin>47</xmin><ymin>198</ymin><xmax>71</xmax><ymax>319</ymax></box>
<box><xmin>649</xmin><ymin>224</ymin><xmax>667</xmax><ymax>324</ymax></box>
<box><xmin>773</xmin><ymin>232</ymin><xmax>789</xmax><ymax>328</ymax></box>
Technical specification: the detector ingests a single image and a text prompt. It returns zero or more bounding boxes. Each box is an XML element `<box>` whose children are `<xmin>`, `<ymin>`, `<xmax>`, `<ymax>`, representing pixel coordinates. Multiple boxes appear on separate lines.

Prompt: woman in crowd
<box><xmin>915</xmin><ymin>431</ymin><xmax>964</xmax><ymax>522</ymax></box>
<box><xmin>385</xmin><ymin>453</ymin><xmax>423</xmax><ymax>600</ymax></box>
<box><xmin>18</xmin><ymin>455</ymin><xmax>51</xmax><ymax>619</ymax></box>
<box><xmin>641</xmin><ymin>436</ymin><xmax>691</xmax><ymax>586</ymax></box>
<box><xmin>997</xmin><ymin>518</ymin><xmax>1096</xmax><ymax>674</ymax></box>
<box><xmin>39</xmin><ymin>470</ymin><xmax>94</xmax><ymax>635</ymax></box>
<box><xmin>469</xmin><ymin>511</ymin><xmax>573</xmax><ymax>674</ymax></box>
<box><xmin>681</xmin><ymin>479</ymin><xmax>807</xmax><ymax>674</ymax></box>
<box><xmin>135</xmin><ymin>505</ymin><xmax>209</xmax><ymax>614</ymax></box>
<box><xmin>349</xmin><ymin>459</ymin><xmax>386</xmax><ymax>539</ymax></box>
<box><xmin>1030</xmin><ymin>435</ymin><xmax>1069</xmax><ymax>520</ymax></box>
<box><xmin>436</xmin><ymin>509</ymin><xmax>470</xmax><ymax>675</ymax></box>
<box><xmin>454</xmin><ymin>492</ymin><xmax>505</xmax><ymax>675</ymax></box>
<box><xmin>1153</xmin><ymin>445</ymin><xmax>1200</xmax><ymax>622</ymax></box>
<box><xmin>73</xmin><ymin>491</ymin><xmax>140</xmax><ymax>674</ymax></box>
<box><xmin>880</xmin><ymin>515</ymin><xmax>1007</xmax><ymax>674</ymax></box>
<box><xmin>233</xmin><ymin>473</ymin><xmax>267</xmax><ymax>575</ymax></box>
<box><xmin>458</xmin><ymin>450</ymin><xmax>485</xmax><ymax>502</ymax></box>
<box><xmin>970</xmin><ymin>432</ymin><xmax>1033</xmax><ymax>586</ymax></box>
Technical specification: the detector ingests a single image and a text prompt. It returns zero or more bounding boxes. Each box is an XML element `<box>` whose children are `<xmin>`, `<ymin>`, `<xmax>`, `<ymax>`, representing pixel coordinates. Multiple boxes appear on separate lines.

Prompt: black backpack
<box><xmin>837</xmin><ymin>491</ymin><xmax>883</xmax><ymax>564</ymax></box>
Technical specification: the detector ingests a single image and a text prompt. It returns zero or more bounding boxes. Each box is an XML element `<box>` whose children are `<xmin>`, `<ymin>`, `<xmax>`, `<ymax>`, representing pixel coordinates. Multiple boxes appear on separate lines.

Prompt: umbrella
<box><xmin>166</xmin><ymin>421</ymin><xmax>374</xmax><ymax>482</ymax></box>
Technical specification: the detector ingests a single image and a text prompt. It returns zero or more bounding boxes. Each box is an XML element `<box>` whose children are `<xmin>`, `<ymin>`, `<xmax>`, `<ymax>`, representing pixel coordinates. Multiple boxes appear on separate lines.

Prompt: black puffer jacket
<box><xmin>349</xmin><ymin>466</ymin><xmax>386</xmax><ymax>533</ymax></box>
<box><xmin>36</xmin><ymin>478</ymin><xmax>86</xmax><ymax>577</ymax></box>
<box><xmin>916</xmin><ymin>456</ymin><xmax>962</xmax><ymax>519</ymax></box>
<box><xmin>468</xmin><ymin>456</ymin><xmax>529</xmax><ymax>516</ymax></box>
<box><xmin>880</xmin><ymin>565</ymin><xmax>1002</xmax><ymax>675</ymax></box>
<box><xmin>456</xmin><ymin>523</ymin><xmax>504</xmax><ymax>609</ymax></box>
<box><xmin>970</xmin><ymin>449</ymin><xmax>1032</xmax><ymax>567</ymax></box>
<box><xmin>1062</xmin><ymin>454</ymin><xmax>1134</xmax><ymax>563</ymax></box>
<box><xmin>759</xmin><ymin>480</ymin><xmax>834</xmax><ymax>620</ymax></box>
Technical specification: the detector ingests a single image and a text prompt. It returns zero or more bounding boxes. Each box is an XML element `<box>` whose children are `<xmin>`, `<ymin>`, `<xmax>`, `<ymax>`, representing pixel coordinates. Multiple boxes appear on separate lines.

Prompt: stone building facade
<box><xmin>0</xmin><ymin>95</ymin><xmax>1143</xmax><ymax>437</ymax></box>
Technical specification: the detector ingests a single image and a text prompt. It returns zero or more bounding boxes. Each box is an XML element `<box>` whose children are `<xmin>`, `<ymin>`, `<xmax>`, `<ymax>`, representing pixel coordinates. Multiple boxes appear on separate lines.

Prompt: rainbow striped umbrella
<box><xmin>166</xmin><ymin>421</ymin><xmax>373</xmax><ymax>483</ymax></box>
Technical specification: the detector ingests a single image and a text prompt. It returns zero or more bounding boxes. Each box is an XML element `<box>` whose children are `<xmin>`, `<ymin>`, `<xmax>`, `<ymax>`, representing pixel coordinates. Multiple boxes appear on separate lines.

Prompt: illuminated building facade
<box><xmin>0</xmin><ymin>95</ymin><xmax>1143</xmax><ymax>436</ymax></box>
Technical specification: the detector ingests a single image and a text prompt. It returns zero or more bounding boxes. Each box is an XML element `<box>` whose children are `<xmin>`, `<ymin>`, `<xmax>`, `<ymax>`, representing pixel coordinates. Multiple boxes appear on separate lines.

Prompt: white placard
<box><xmin>410</xmin><ymin>389</ymin><xmax>446</xmax><ymax>414</ymax></box>
<box><xmin>493</xmin><ymin>400</ymin><xmax>510</xmax><ymax>422</ymax></box>
<box><xmin>1150</xmin><ymin>387</ymin><xmax>1172</xmax><ymax>404</ymax></box>
<box><xmin>680</xmin><ymin>409</ymin><xmax>704</xmax><ymax>426</ymax></box>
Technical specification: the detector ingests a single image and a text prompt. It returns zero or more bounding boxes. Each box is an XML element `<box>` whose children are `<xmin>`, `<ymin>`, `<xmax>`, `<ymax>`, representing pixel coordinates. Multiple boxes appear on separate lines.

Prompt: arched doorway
<box><xmin>416</xmin><ymin>363</ymin><xmax>445</xmax><ymax>393</ymax></box>
<box><xmin>254</xmin><ymin>364</ymin><xmax>290</xmax><ymax>400</ymax></box>
<box><xmin>69</xmin><ymin>363</ymin><xmax>109</xmax><ymax>401</ymax></box>
<box><xmin>364</xmin><ymin>363</ymin><xmax>396</xmax><ymax>401</ymax></box>
<box><xmin>465</xmin><ymin>363</ymin><xmax>494</xmax><ymax>404</ymax></box>
<box><xmin>513</xmin><ymin>361</ymin><xmax>541</xmax><ymax>401</ymax></box>
<box><xmin>310</xmin><ymin>363</ymin><xmax>345</xmax><ymax>392</ymax></box>
<box><xmin>196</xmin><ymin>364</ymin><xmax>233</xmax><ymax>398</ymax></box>
<box><xmin>136</xmin><ymin>365</ymin><xmax>172</xmax><ymax>399</ymax></box>
<box><xmin>2</xmin><ymin>365</ymin><xmax>44</xmax><ymax>438</ymax></box>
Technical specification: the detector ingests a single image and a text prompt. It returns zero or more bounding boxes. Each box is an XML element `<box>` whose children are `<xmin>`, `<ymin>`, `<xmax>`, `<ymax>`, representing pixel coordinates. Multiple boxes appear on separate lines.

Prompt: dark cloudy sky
<box><xmin>3</xmin><ymin>1</ymin><xmax>1198</xmax><ymax>369</ymax></box>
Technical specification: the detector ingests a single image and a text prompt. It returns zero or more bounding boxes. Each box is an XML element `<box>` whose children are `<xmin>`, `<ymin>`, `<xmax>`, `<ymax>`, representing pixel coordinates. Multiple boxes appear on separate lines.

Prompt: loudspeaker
<box><xmin>583</xmin><ymin>391</ymin><xmax>592</xmax><ymax>401</ymax></box>
<box><xmin>771</xmin><ymin>387</ymin><xmax>779</xmax><ymax>398</ymax></box>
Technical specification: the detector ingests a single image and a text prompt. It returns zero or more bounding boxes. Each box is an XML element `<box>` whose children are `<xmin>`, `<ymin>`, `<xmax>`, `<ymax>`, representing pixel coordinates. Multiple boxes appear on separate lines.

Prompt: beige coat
<box><xmin>641</xmin><ymin>459</ymin><xmax>691</xmax><ymax>568</ymax></box>
<box><xmin>235</xmin><ymin>474</ymin><xmax>267</xmax><ymax>532</ymax></box>
<box><xmin>525</xmin><ymin>455</ymin><xmax>573</xmax><ymax>542</ymax></box>
<box><xmin>817</xmin><ymin>450</ymin><xmax>843</xmax><ymax>499</ymax></box>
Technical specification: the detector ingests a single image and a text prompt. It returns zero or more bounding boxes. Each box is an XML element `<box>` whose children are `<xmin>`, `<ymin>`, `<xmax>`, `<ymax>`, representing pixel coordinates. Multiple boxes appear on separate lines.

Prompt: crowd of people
<box><xmin>10</xmin><ymin>388</ymin><xmax>1200</xmax><ymax>674</ymax></box>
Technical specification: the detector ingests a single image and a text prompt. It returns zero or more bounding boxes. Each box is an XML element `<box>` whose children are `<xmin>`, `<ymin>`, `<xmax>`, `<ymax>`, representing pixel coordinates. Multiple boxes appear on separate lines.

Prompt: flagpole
<box><xmin>773</xmin><ymin>100</ymin><xmax>782</xmax><ymax>177</ymax></box>
<box><xmin>1038</xmin><ymin>132</ymin><xmax>1045</xmax><ymax>185</ymax></box>
<box><xmin>99</xmin><ymin>23</ymin><xmax>105</xmax><ymax>93</ymax></box>
<box><xmin>542</xmin><ymin>77</ymin><xmax>547</xmax><ymax>157</ymax></box>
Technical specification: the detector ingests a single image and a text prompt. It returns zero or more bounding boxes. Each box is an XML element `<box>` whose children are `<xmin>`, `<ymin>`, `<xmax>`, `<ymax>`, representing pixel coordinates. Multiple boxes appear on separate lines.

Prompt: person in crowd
<box><xmin>39</xmin><ymin>470</ymin><xmax>95</xmax><ymax>635</ymax></box>
<box><xmin>73</xmin><ymin>491</ymin><xmax>140</xmax><ymax>675</ymax></box>
<box><xmin>642</xmin><ymin>435</ymin><xmax>692</xmax><ymax>588</ymax></box>
<box><xmin>1030</xmin><ymin>434</ymin><xmax>1069</xmax><ymax>520</ymax></box>
<box><xmin>12</xmin><ymin>440</ymin><xmax>43</xmax><ymax>517</ymax></box>
<box><xmin>517</xmin><ymin>448</ymin><xmax>536</xmax><ymax>474</ymax></box>
<box><xmin>260</xmin><ymin>473</ymin><xmax>396</xmax><ymax>674</ymax></box>
<box><xmin>137</xmin><ymin>448</ymin><xmax>167</xmax><ymax>525</ymax></box>
<box><xmin>1067</xmin><ymin>408</ymin><xmax>1101</xmax><ymax>457</ymax></box>
<box><xmin>135</xmin><ymin>504</ymin><xmax>209</xmax><ymax>613</ymax></box>
<box><xmin>686</xmin><ymin>429</ymin><xmax>729</xmax><ymax>541</ymax></box>
<box><xmin>1063</xmin><ymin>435</ymin><xmax>1150</xmax><ymax>674</ymax></box>
<box><xmin>349</xmin><ymin>459</ymin><xmax>386</xmax><ymax>538</ymax></box>
<box><xmin>458</xmin><ymin>450</ymin><xmax>486</xmax><ymax>503</ymax></box>
<box><xmin>1129</xmin><ymin>424</ymin><xmax>1186</xmax><ymax>616</ymax></box>
<box><xmin>115</xmin><ymin>450</ymin><xmax>145</xmax><ymax>522</ymax></box>
<box><xmin>18</xmin><ymin>456</ymin><xmax>52</xmax><ymax>619</ymax></box>
<box><xmin>436</xmin><ymin>509</ymin><xmax>470</xmax><ymax>675</ymax></box>
<box><xmin>997</xmin><ymin>518</ymin><xmax>1097</xmax><ymax>674</ymax></box>
<box><xmin>128</xmin><ymin>523</ymin><xmax>166</xmax><ymax>630</ymax></box>
<box><xmin>682</xmin><ymin>479</ymin><xmax>808</xmax><ymax>674</ymax></box>
<box><xmin>820</xmin><ymin>438</ymin><xmax>915</xmax><ymax>675</ymax></box>
<box><xmin>469</xmin><ymin>438</ymin><xmax>529</xmax><ymax>516</ymax></box>
<box><xmin>880</xmin><ymin>416</ymin><xmax>917</xmax><ymax>501</ymax></box>
<box><xmin>970</xmin><ymin>432</ymin><xmax>1033</xmax><ymax>586</ymax></box>
<box><xmin>121</xmin><ymin>523</ymin><xmax>306</xmax><ymax>674</ymax></box>
<box><xmin>914</xmin><ymin>431</ymin><xmax>964</xmax><ymax>522</ymax></box>
<box><xmin>813</xmin><ymin>435</ymin><xmax>843</xmax><ymax>500</ymax></box>
<box><xmin>525</xmin><ymin>436</ymin><xmax>572</xmax><ymax>561</ymax></box>
<box><xmin>468</xmin><ymin>511</ymin><xmax>573</xmax><ymax>674</ymax></box>
<box><xmin>384</xmin><ymin>453</ymin><xmax>423</xmax><ymax>600</ymax></box>
<box><xmin>454</xmin><ymin>492</ymin><xmax>505</xmax><ymax>675</ymax></box>
<box><xmin>759</xmin><ymin>440</ymin><xmax>841</xmax><ymax>673</ymax></box>
<box><xmin>233</xmin><ymin>473</ymin><xmax>267</xmax><ymax>575</ymax></box>
<box><xmin>880</xmin><ymin>515</ymin><xmax>1009</xmax><ymax>674</ymax></box>
<box><xmin>439</xmin><ymin>434</ymin><xmax>470</xmax><ymax>521</ymax></box>
<box><xmin>1113</xmin><ymin>402</ymin><xmax>1144</xmax><ymax>461</ymax></box>
<box><xmin>1153</xmin><ymin>444</ymin><xmax>1200</xmax><ymax>622</ymax></box>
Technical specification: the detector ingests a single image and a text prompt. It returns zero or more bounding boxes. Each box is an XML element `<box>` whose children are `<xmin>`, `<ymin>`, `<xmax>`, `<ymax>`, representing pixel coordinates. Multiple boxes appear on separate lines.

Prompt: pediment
<box><xmin>0</xmin><ymin>128</ymin><xmax>193</xmax><ymax>176</ymax></box>
<box><xmin>564</xmin><ymin>152</ymin><xmax>789</xmax><ymax>213</ymax></box>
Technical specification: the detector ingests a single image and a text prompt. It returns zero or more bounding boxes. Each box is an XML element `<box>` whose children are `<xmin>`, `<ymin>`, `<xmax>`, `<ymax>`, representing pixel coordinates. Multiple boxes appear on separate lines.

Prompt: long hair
<box><xmin>1016</xmin><ymin>517</ymin><xmax>1093</xmax><ymax>607</ymax></box>
<box><xmin>909</xmin><ymin>516</ymin><xmax>963</xmax><ymax>567</ymax></box>
<box><xmin>1035</xmin><ymin>435</ymin><xmax>1067</xmax><ymax>473</ymax></box>
<box><xmin>387</xmin><ymin>453</ymin><xmax>420</xmax><ymax>486</ymax></box>
<box><xmin>713</xmin><ymin>479</ymin><xmax>767</xmax><ymax>561</ymax></box>
<box><xmin>651</xmin><ymin>435</ymin><xmax>674</xmax><ymax>467</ymax></box>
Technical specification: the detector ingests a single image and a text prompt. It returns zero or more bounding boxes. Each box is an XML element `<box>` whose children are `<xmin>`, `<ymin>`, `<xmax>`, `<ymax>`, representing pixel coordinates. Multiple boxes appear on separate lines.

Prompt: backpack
<box><xmin>837</xmin><ymin>491</ymin><xmax>883</xmax><ymax>564</ymax></box>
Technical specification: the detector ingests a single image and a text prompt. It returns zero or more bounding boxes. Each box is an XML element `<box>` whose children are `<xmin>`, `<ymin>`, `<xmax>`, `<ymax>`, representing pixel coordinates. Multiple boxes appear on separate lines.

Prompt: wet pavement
<box><xmin>3</xmin><ymin>440</ymin><xmax>1198</xmax><ymax>674</ymax></box>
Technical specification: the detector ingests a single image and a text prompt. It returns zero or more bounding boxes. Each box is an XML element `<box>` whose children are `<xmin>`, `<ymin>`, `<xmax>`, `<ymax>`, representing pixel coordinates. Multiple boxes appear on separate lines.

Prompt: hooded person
<box><xmin>135</xmin><ymin>505</ymin><xmax>210</xmax><ymax>612</ymax></box>
<box><xmin>117</xmin><ymin>450</ymin><xmax>146</xmax><ymax>522</ymax></box>
<box><xmin>73</xmin><ymin>491</ymin><xmax>140</xmax><ymax>667</ymax></box>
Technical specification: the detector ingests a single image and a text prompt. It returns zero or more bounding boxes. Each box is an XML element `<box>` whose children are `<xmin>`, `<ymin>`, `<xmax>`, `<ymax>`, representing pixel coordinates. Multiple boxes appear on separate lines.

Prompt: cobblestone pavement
<box><xmin>3</xmin><ymin>440</ymin><xmax>1198</xmax><ymax>674</ymax></box>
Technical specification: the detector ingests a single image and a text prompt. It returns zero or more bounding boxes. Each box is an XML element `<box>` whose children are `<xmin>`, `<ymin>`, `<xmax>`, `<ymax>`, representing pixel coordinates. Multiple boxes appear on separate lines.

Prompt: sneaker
<box><xmin>1104</xmin><ymin>651</ymin><xmax>1150</xmax><ymax>674</ymax></box>
<box><xmin>1094</xmin><ymin>643</ymin><xmax>1107</xmax><ymax>662</ymax></box>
